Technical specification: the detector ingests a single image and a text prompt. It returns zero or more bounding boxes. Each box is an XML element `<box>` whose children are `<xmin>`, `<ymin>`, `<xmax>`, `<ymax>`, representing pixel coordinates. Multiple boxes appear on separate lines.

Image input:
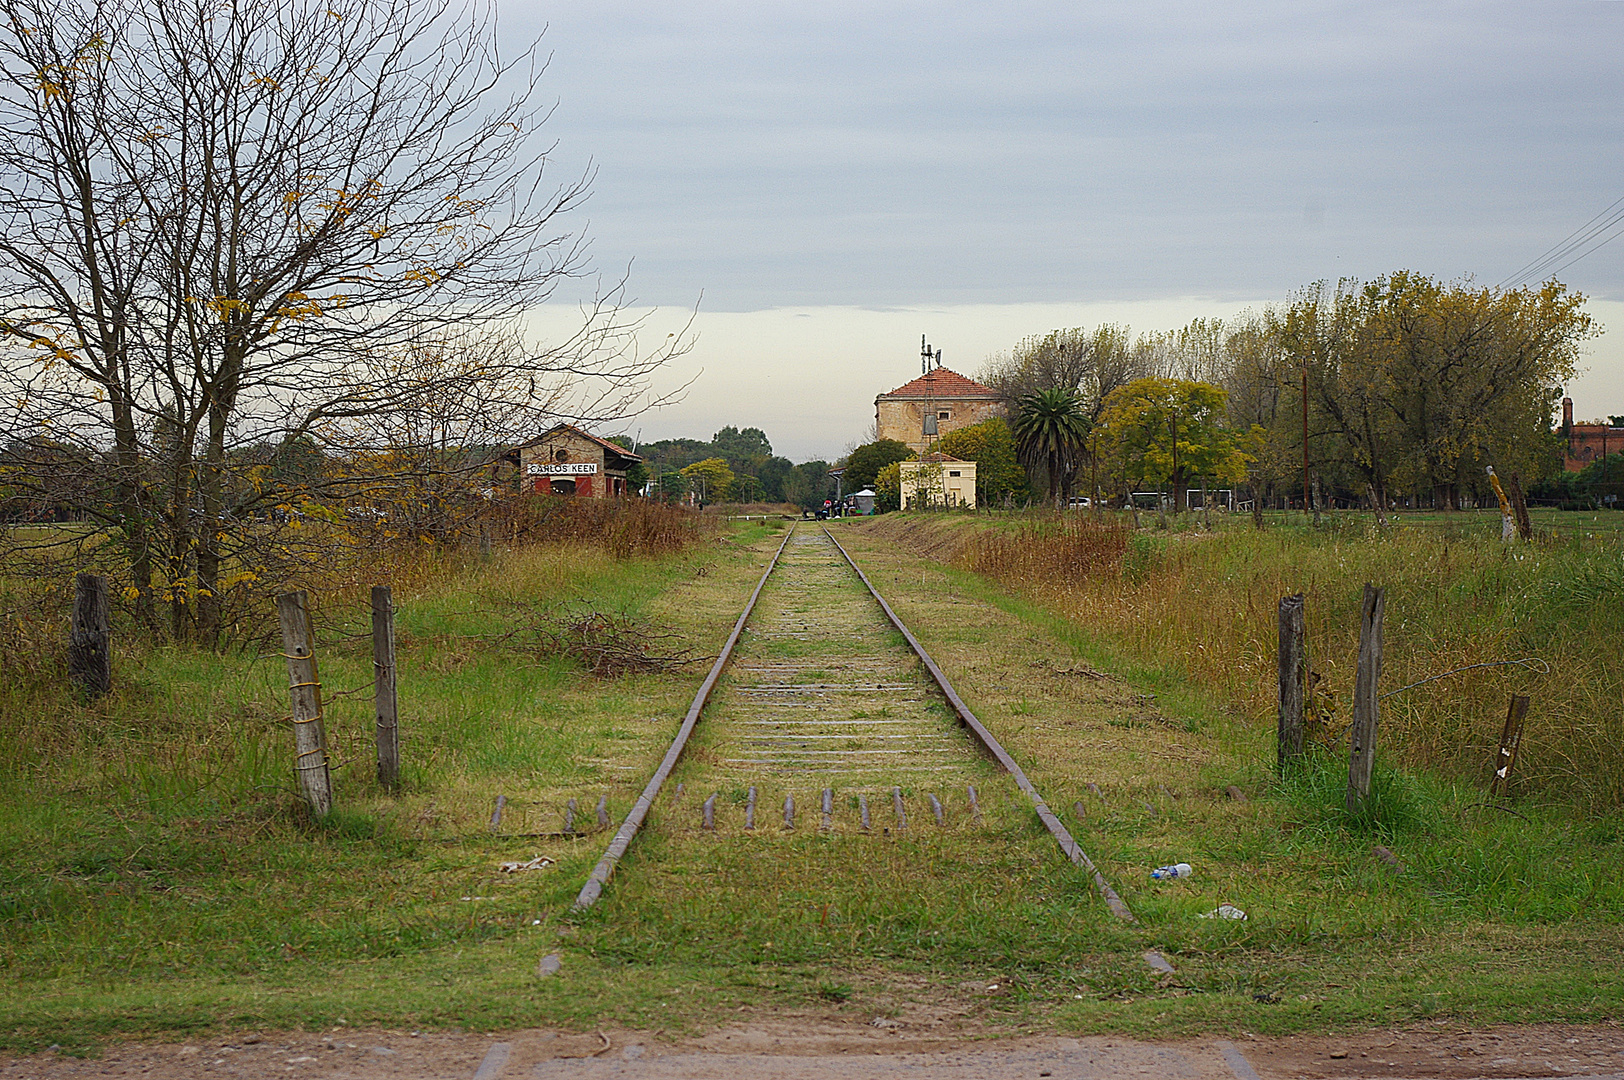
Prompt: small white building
<box><xmin>899</xmin><ymin>453</ymin><xmax>977</xmax><ymax>510</ymax></box>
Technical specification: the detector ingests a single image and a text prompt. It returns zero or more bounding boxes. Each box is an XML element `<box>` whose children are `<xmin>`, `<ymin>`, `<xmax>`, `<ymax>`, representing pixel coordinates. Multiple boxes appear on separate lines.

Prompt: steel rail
<box><xmin>573</xmin><ymin>523</ymin><xmax>797</xmax><ymax>909</ymax></box>
<box><xmin>821</xmin><ymin>526</ymin><xmax>1136</xmax><ymax>922</ymax></box>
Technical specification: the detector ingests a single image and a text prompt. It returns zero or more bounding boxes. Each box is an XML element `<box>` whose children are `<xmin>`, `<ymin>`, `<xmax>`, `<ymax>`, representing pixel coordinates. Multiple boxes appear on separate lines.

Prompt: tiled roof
<box><xmin>515</xmin><ymin>423</ymin><xmax>642</xmax><ymax>462</ymax></box>
<box><xmin>877</xmin><ymin>367</ymin><xmax>1001</xmax><ymax>400</ymax></box>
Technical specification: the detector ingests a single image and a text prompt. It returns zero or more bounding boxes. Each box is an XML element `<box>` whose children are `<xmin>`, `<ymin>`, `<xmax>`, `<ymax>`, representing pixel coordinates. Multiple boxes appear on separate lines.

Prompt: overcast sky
<box><xmin>506</xmin><ymin>2</ymin><xmax>1624</xmax><ymax>461</ymax></box>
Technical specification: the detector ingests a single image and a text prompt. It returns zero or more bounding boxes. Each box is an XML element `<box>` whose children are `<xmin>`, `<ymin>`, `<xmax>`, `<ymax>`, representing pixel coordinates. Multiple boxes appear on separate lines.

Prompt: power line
<box><xmin>1495</xmin><ymin>193</ymin><xmax>1624</xmax><ymax>291</ymax></box>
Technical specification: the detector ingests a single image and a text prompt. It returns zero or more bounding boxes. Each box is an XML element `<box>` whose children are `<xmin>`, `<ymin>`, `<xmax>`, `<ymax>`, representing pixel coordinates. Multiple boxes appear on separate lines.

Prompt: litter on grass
<box><xmin>499</xmin><ymin>855</ymin><xmax>556</xmax><ymax>874</ymax></box>
<box><xmin>1198</xmin><ymin>904</ymin><xmax>1248</xmax><ymax>920</ymax></box>
<box><xmin>1151</xmin><ymin>862</ymin><xmax>1193</xmax><ymax>880</ymax></box>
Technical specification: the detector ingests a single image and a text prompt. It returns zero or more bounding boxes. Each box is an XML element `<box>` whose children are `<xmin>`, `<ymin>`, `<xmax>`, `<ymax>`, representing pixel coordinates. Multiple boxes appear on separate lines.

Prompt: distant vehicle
<box><xmin>1066</xmin><ymin>496</ymin><xmax>1092</xmax><ymax>509</ymax></box>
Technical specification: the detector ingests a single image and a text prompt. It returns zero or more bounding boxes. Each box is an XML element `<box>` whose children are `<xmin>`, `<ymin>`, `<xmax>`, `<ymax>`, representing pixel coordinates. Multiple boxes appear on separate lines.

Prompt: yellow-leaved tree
<box><xmin>680</xmin><ymin>458</ymin><xmax>735</xmax><ymax>504</ymax></box>
<box><xmin>1095</xmin><ymin>378</ymin><xmax>1253</xmax><ymax>511</ymax></box>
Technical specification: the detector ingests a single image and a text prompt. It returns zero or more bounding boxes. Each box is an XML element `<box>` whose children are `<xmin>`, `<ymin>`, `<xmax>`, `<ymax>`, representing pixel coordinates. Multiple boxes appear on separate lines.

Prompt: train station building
<box><xmin>506</xmin><ymin>423</ymin><xmax>641</xmax><ymax>498</ymax></box>
<box><xmin>875</xmin><ymin>368</ymin><xmax>1006</xmax><ymax>455</ymax></box>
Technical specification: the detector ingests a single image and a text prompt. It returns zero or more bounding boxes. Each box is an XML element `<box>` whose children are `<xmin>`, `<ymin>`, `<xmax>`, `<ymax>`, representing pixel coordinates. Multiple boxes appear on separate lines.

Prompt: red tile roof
<box><xmin>514</xmin><ymin>423</ymin><xmax>642</xmax><ymax>462</ymax></box>
<box><xmin>877</xmin><ymin>367</ymin><xmax>1001</xmax><ymax>400</ymax></box>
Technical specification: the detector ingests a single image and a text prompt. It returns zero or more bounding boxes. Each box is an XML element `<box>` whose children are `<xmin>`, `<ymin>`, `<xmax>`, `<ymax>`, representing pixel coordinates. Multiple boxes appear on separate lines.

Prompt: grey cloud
<box><xmin>503</xmin><ymin>1</ymin><xmax>1624</xmax><ymax>309</ymax></box>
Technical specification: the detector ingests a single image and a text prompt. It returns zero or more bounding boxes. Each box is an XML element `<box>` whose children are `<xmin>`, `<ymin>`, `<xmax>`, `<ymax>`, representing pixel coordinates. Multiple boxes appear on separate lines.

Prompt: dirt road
<box><xmin>4</xmin><ymin>1022</ymin><xmax>1621</xmax><ymax>1080</ymax></box>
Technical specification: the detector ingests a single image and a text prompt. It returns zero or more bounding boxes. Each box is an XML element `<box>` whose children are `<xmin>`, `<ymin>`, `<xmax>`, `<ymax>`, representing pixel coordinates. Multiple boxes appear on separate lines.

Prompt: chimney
<box><xmin>1563</xmin><ymin>397</ymin><xmax>1574</xmax><ymax>432</ymax></box>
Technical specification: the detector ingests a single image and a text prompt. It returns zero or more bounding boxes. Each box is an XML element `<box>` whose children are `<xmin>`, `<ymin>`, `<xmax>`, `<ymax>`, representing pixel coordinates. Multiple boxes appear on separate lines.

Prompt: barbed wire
<box><xmin>1380</xmin><ymin>657</ymin><xmax>1550</xmax><ymax>700</ymax></box>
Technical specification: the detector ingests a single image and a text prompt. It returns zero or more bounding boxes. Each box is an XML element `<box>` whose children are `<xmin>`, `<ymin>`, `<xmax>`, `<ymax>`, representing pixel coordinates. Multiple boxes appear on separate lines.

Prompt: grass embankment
<box><xmin>940</xmin><ymin>506</ymin><xmax>1624</xmax><ymax>806</ymax></box>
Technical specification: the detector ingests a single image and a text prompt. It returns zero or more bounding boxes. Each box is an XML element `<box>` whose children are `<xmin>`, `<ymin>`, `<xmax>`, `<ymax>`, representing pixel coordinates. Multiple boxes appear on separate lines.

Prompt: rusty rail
<box><xmin>573</xmin><ymin>524</ymin><xmax>796</xmax><ymax>909</ymax></box>
<box><xmin>821</xmin><ymin>526</ymin><xmax>1136</xmax><ymax>922</ymax></box>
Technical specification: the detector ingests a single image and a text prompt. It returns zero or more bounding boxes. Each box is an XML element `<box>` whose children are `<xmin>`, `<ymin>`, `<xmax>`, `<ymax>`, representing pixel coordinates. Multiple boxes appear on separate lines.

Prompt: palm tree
<box><xmin>1013</xmin><ymin>388</ymin><xmax>1091</xmax><ymax>509</ymax></box>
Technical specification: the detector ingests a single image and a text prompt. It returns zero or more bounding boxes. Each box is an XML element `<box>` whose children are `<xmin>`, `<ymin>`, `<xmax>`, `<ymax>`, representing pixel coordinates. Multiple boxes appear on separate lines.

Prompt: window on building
<box><xmin>554</xmin><ymin>448</ymin><xmax>569</xmax><ymax>462</ymax></box>
<box><xmin>938</xmin><ymin>411</ymin><xmax>950</xmax><ymax>420</ymax></box>
<box><xmin>949</xmin><ymin>470</ymin><xmax>962</xmax><ymax>477</ymax></box>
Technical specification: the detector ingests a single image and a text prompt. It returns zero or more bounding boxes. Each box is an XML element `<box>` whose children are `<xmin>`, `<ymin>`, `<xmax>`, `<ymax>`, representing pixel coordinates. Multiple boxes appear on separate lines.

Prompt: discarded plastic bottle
<box><xmin>1151</xmin><ymin>862</ymin><xmax>1193</xmax><ymax>880</ymax></box>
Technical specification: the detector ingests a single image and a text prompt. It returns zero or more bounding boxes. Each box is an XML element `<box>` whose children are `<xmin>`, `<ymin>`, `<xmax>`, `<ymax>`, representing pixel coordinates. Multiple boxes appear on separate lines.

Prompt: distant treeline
<box><xmin>637</xmin><ymin>426</ymin><xmax>836</xmax><ymax>508</ymax></box>
<box><xmin>971</xmin><ymin>272</ymin><xmax>1593</xmax><ymax>511</ymax></box>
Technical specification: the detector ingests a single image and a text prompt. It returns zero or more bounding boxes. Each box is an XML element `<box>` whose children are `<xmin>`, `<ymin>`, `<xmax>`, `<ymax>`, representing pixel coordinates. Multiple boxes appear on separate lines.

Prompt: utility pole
<box><xmin>1169</xmin><ymin>411</ymin><xmax>1179</xmax><ymax>513</ymax></box>
<box><xmin>1301</xmin><ymin>361</ymin><xmax>1311</xmax><ymax>517</ymax></box>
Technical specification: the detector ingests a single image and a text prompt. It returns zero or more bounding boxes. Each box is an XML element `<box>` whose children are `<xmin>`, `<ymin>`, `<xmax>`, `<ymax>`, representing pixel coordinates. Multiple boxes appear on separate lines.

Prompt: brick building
<box><xmin>506</xmin><ymin>423</ymin><xmax>640</xmax><ymax>498</ymax></box>
<box><xmin>875</xmin><ymin>368</ymin><xmax>1006</xmax><ymax>455</ymax></box>
<box><xmin>1561</xmin><ymin>397</ymin><xmax>1624</xmax><ymax>472</ymax></box>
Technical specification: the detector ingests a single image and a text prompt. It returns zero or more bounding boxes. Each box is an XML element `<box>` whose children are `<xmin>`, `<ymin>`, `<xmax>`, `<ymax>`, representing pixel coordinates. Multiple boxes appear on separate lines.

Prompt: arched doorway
<box><xmin>550</xmin><ymin>478</ymin><xmax>577</xmax><ymax>496</ymax></box>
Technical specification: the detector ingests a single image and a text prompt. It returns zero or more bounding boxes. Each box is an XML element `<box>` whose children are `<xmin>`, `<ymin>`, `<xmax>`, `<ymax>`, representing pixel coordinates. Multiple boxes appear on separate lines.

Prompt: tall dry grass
<box><xmin>494</xmin><ymin>494</ymin><xmax>712</xmax><ymax>558</ymax></box>
<box><xmin>960</xmin><ymin>516</ymin><xmax>1128</xmax><ymax>580</ymax></box>
<box><xmin>0</xmin><ymin>496</ymin><xmax>715</xmax><ymax>761</ymax></box>
<box><xmin>901</xmin><ymin>513</ymin><xmax>1624</xmax><ymax>809</ymax></box>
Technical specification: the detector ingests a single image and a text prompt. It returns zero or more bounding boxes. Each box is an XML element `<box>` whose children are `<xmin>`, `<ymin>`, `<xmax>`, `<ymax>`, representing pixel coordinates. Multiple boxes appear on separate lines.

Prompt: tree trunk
<box><xmin>1507</xmin><ymin>473</ymin><xmax>1533</xmax><ymax>541</ymax></box>
<box><xmin>1366</xmin><ymin>482</ymin><xmax>1387</xmax><ymax>527</ymax></box>
<box><xmin>108</xmin><ymin>393</ymin><xmax>157</xmax><ymax>633</ymax></box>
<box><xmin>196</xmin><ymin>341</ymin><xmax>245</xmax><ymax>646</ymax></box>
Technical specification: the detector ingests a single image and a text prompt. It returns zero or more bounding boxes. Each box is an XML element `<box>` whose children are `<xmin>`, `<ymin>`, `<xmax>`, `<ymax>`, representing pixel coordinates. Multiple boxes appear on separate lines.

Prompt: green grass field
<box><xmin>0</xmin><ymin>512</ymin><xmax>1619</xmax><ymax>1052</ymax></box>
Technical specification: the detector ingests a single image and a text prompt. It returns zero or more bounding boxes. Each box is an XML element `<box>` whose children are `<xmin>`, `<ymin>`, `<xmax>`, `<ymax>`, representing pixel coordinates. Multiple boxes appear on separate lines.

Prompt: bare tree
<box><xmin>979</xmin><ymin>324</ymin><xmax>1141</xmax><ymax>424</ymax></box>
<box><xmin>0</xmin><ymin>0</ymin><xmax>683</xmax><ymax>642</ymax></box>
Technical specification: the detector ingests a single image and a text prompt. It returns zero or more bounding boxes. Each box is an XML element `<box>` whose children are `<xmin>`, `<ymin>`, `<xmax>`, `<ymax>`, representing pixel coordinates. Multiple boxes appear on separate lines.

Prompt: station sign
<box><xmin>527</xmin><ymin>462</ymin><xmax>599</xmax><ymax>476</ymax></box>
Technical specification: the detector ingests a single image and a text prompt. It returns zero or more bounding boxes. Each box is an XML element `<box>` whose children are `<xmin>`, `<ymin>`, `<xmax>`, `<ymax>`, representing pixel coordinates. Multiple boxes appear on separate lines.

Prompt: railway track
<box><xmin>574</xmin><ymin>523</ymin><xmax>1132</xmax><ymax>920</ymax></box>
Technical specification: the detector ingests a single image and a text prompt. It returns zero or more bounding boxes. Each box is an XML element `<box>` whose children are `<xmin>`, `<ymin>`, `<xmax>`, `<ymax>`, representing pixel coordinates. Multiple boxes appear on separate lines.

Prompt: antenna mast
<box><xmin>920</xmin><ymin>334</ymin><xmax>942</xmax><ymax>443</ymax></box>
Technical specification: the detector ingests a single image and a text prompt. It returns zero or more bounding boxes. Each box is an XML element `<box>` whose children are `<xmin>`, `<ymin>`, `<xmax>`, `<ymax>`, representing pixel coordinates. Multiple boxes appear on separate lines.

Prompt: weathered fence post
<box><xmin>1277</xmin><ymin>593</ymin><xmax>1307</xmax><ymax>773</ymax></box>
<box><xmin>1345</xmin><ymin>584</ymin><xmax>1385</xmax><ymax>813</ymax></box>
<box><xmin>277</xmin><ymin>590</ymin><xmax>333</xmax><ymax>816</ymax></box>
<box><xmin>1489</xmin><ymin>694</ymin><xmax>1530</xmax><ymax>799</ymax></box>
<box><xmin>371</xmin><ymin>585</ymin><xmax>400</xmax><ymax>790</ymax></box>
<box><xmin>68</xmin><ymin>573</ymin><xmax>111</xmax><ymax>697</ymax></box>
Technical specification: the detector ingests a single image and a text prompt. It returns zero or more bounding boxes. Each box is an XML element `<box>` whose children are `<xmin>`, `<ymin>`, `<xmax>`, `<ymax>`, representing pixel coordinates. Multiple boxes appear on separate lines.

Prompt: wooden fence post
<box><xmin>371</xmin><ymin>585</ymin><xmax>400</xmax><ymax>790</ymax></box>
<box><xmin>1489</xmin><ymin>694</ymin><xmax>1530</xmax><ymax>799</ymax></box>
<box><xmin>68</xmin><ymin>573</ymin><xmax>111</xmax><ymax>697</ymax></box>
<box><xmin>1345</xmin><ymin>584</ymin><xmax>1385</xmax><ymax>813</ymax></box>
<box><xmin>277</xmin><ymin>590</ymin><xmax>333</xmax><ymax>816</ymax></box>
<box><xmin>1277</xmin><ymin>593</ymin><xmax>1307</xmax><ymax>772</ymax></box>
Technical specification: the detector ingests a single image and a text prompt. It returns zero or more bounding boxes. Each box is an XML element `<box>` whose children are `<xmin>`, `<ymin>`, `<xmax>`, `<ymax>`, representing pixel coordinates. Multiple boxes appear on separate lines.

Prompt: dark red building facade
<box><xmin>1561</xmin><ymin>397</ymin><xmax>1624</xmax><ymax>472</ymax></box>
